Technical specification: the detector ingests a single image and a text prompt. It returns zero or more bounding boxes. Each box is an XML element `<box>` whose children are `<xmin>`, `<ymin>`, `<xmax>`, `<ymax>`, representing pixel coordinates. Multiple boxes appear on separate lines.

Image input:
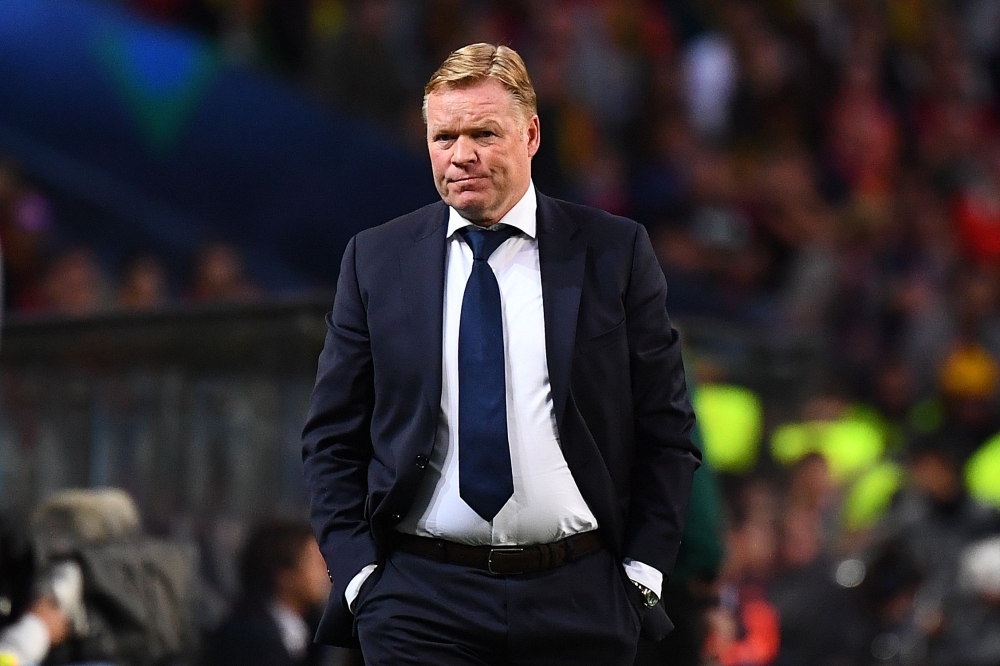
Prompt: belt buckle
<box><xmin>487</xmin><ymin>546</ymin><xmax>524</xmax><ymax>575</ymax></box>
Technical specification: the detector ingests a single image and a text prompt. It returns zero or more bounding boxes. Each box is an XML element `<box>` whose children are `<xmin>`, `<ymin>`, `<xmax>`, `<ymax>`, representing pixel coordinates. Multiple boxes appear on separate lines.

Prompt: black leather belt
<box><xmin>390</xmin><ymin>531</ymin><xmax>603</xmax><ymax>575</ymax></box>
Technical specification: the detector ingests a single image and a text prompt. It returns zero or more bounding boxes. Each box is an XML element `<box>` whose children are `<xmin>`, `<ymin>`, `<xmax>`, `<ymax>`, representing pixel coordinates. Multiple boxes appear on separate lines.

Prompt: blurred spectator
<box><xmin>309</xmin><ymin>0</ymin><xmax>408</xmax><ymax>128</ymax></box>
<box><xmin>682</xmin><ymin>31</ymin><xmax>737</xmax><ymax>142</ymax></box>
<box><xmin>1</xmin><ymin>487</ymin><xmax>199</xmax><ymax>666</ymax></box>
<box><xmin>754</xmin><ymin>148</ymin><xmax>838</xmax><ymax>332</ymax></box>
<box><xmin>933</xmin><ymin>339</ymin><xmax>1000</xmax><ymax>463</ymax></box>
<box><xmin>782</xmin><ymin>453</ymin><xmax>839</xmax><ymax>541</ymax></box>
<box><xmin>826</xmin><ymin>25</ymin><xmax>900</xmax><ymax>210</ymax></box>
<box><xmin>862</xmin><ymin>435</ymin><xmax>1000</xmax><ymax>660</ymax></box>
<box><xmin>189</xmin><ymin>242</ymin><xmax>259</xmax><ymax>304</ymax></box>
<box><xmin>40</xmin><ymin>248</ymin><xmax>111</xmax><ymax>317</ymax></box>
<box><xmin>702</xmin><ymin>495</ymin><xmax>782</xmax><ymax>666</ymax></box>
<box><xmin>768</xmin><ymin>504</ymin><xmax>860</xmax><ymax>666</ymax></box>
<box><xmin>952</xmin><ymin>145</ymin><xmax>1000</xmax><ymax>267</ymax></box>
<box><xmin>117</xmin><ymin>254</ymin><xmax>170</xmax><ymax>311</ymax></box>
<box><xmin>572</xmin><ymin>139</ymin><xmax>630</xmax><ymax>216</ymax></box>
<box><xmin>724</xmin><ymin>2</ymin><xmax>809</xmax><ymax>151</ymax></box>
<box><xmin>0</xmin><ymin>562</ymin><xmax>83</xmax><ymax>666</ymax></box>
<box><xmin>561</xmin><ymin>1</ymin><xmax>643</xmax><ymax>132</ymax></box>
<box><xmin>0</xmin><ymin>163</ymin><xmax>54</xmax><ymax>313</ymax></box>
<box><xmin>870</xmin><ymin>358</ymin><xmax>919</xmax><ymax>445</ymax></box>
<box><xmin>0</xmin><ymin>513</ymin><xmax>34</xmax><ymax>632</ymax></box>
<box><xmin>526</xmin><ymin>25</ymin><xmax>573</xmax><ymax>199</ymax></box>
<box><xmin>632</xmin><ymin>113</ymin><xmax>697</xmax><ymax>225</ymax></box>
<box><xmin>850</xmin><ymin>545</ymin><xmax>926</xmax><ymax>666</ymax></box>
<box><xmin>932</xmin><ymin>536</ymin><xmax>1000</xmax><ymax>666</ymax></box>
<box><xmin>199</xmin><ymin>520</ymin><xmax>331</xmax><ymax>666</ymax></box>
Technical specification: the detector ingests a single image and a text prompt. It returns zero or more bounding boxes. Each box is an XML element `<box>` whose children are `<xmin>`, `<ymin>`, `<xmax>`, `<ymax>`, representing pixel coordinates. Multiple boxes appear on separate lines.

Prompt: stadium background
<box><xmin>2</xmin><ymin>1</ymin><xmax>1000</xmax><ymax>665</ymax></box>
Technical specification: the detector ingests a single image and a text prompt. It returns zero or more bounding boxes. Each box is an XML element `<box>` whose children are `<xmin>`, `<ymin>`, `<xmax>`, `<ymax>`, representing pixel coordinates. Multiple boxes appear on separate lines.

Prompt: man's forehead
<box><xmin>430</xmin><ymin>77</ymin><xmax>510</xmax><ymax>99</ymax></box>
<box><xmin>427</xmin><ymin>82</ymin><xmax>518</xmax><ymax>117</ymax></box>
<box><xmin>427</xmin><ymin>80</ymin><xmax>516</xmax><ymax>113</ymax></box>
<box><xmin>427</xmin><ymin>110</ymin><xmax>505</xmax><ymax>130</ymax></box>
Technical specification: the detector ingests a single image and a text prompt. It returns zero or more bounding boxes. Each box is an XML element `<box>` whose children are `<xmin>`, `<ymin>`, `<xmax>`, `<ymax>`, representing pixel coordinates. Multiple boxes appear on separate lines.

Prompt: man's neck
<box><xmin>455</xmin><ymin>182</ymin><xmax>535</xmax><ymax>234</ymax></box>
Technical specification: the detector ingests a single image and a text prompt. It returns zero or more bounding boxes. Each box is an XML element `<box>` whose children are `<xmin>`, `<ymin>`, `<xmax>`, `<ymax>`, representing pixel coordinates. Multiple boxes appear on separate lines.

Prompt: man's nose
<box><xmin>451</xmin><ymin>136</ymin><xmax>477</xmax><ymax>165</ymax></box>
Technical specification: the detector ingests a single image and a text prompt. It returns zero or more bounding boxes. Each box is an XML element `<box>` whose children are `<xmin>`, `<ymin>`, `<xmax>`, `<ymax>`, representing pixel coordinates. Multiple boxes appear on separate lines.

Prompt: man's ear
<box><xmin>526</xmin><ymin>115</ymin><xmax>541</xmax><ymax>158</ymax></box>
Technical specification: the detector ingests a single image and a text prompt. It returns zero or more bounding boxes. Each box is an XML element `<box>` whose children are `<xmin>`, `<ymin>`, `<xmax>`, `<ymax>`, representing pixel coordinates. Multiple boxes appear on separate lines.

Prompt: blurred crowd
<box><xmin>5</xmin><ymin>1</ymin><xmax>1000</xmax><ymax>665</ymax></box>
<box><xmin>7</xmin><ymin>0</ymin><xmax>1000</xmax><ymax>395</ymax></box>
<box><xmin>672</xmin><ymin>444</ymin><xmax>1000</xmax><ymax>666</ymax></box>
<box><xmin>150</xmin><ymin>0</ymin><xmax>1000</xmax><ymax>401</ymax></box>
<box><xmin>0</xmin><ymin>160</ymin><xmax>260</xmax><ymax>315</ymax></box>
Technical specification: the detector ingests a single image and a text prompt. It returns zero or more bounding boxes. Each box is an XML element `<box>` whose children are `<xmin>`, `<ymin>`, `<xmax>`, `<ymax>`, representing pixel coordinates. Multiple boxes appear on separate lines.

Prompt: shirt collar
<box><xmin>446</xmin><ymin>180</ymin><xmax>537</xmax><ymax>239</ymax></box>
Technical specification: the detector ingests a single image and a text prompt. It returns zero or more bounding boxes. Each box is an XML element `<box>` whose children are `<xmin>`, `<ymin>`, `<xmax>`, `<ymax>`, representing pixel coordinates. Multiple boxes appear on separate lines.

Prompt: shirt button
<box><xmin>415</xmin><ymin>455</ymin><xmax>428</xmax><ymax>469</ymax></box>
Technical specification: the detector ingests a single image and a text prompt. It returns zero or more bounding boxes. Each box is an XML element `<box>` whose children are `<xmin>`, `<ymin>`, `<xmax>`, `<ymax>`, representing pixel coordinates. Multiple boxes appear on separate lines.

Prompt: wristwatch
<box><xmin>631</xmin><ymin>580</ymin><xmax>659</xmax><ymax>608</ymax></box>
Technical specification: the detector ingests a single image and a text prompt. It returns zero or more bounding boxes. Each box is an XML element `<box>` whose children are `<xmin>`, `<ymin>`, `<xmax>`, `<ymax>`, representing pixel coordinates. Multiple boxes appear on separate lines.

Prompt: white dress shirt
<box><xmin>396</xmin><ymin>182</ymin><xmax>597</xmax><ymax>544</ymax></box>
<box><xmin>345</xmin><ymin>182</ymin><xmax>662</xmax><ymax>609</ymax></box>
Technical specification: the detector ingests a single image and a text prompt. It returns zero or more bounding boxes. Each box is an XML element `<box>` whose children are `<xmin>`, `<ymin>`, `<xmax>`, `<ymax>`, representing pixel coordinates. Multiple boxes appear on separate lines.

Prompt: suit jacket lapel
<box><xmin>398</xmin><ymin>202</ymin><xmax>449</xmax><ymax>419</ymax></box>
<box><xmin>537</xmin><ymin>192</ymin><xmax>586</xmax><ymax>432</ymax></box>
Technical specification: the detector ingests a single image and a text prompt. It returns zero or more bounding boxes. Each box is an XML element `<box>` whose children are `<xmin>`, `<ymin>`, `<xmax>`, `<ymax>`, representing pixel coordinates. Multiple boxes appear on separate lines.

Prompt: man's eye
<box><xmin>478</xmin><ymin>131</ymin><xmax>495</xmax><ymax>138</ymax></box>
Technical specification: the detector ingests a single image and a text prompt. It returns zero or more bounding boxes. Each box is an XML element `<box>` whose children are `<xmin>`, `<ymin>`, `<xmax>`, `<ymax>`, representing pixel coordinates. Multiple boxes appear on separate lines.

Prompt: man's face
<box><xmin>426</xmin><ymin>79</ymin><xmax>539</xmax><ymax>226</ymax></box>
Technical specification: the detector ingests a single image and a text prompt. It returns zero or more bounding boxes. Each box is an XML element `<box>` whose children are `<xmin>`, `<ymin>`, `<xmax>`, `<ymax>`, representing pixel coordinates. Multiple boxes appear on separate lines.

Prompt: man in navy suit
<box><xmin>302</xmin><ymin>43</ymin><xmax>700</xmax><ymax>666</ymax></box>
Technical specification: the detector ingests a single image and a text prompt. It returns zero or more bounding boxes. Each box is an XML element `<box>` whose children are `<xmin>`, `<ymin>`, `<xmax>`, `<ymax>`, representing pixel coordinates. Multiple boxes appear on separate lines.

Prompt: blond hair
<box><xmin>423</xmin><ymin>43</ymin><xmax>537</xmax><ymax>123</ymax></box>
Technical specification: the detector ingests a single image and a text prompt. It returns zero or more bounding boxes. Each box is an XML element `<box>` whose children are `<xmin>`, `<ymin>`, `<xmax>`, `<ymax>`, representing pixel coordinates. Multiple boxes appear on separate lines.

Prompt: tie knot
<box><xmin>460</xmin><ymin>226</ymin><xmax>519</xmax><ymax>261</ymax></box>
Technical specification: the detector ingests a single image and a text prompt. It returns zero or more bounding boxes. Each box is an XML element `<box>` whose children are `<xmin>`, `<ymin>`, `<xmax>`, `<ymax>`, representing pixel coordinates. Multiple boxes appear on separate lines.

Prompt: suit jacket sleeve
<box><xmin>301</xmin><ymin>235</ymin><xmax>377</xmax><ymax>604</ymax></box>
<box><xmin>623</xmin><ymin>224</ymin><xmax>701</xmax><ymax>578</ymax></box>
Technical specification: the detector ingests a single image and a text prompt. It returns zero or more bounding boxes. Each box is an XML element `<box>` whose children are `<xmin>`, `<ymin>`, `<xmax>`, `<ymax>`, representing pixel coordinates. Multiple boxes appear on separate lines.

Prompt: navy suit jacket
<box><xmin>301</xmin><ymin>191</ymin><xmax>701</xmax><ymax>647</ymax></box>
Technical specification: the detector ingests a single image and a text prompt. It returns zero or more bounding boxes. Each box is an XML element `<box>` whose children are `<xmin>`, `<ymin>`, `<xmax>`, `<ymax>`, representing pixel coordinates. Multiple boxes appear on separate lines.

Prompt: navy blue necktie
<box><xmin>458</xmin><ymin>225</ymin><xmax>519</xmax><ymax>521</ymax></box>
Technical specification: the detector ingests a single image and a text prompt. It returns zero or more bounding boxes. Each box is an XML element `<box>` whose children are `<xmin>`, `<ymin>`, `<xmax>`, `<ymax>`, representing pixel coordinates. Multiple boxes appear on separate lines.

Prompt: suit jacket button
<box><xmin>391</xmin><ymin>513</ymin><xmax>402</xmax><ymax>522</ymax></box>
<box><xmin>415</xmin><ymin>455</ymin><xmax>428</xmax><ymax>469</ymax></box>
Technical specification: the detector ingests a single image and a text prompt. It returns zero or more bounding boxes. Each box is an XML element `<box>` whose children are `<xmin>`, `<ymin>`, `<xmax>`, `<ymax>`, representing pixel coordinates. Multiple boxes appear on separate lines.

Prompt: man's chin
<box><xmin>446</xmin><ymin>197</ymin><xmax>494</xmax><ymax>222</ymax></box>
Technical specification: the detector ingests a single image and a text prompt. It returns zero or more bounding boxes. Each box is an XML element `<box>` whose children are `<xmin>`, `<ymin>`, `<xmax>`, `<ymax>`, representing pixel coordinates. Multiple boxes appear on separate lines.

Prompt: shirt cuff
<box><xmin>344</xmin><ymin>563</ymin><xmax>378</xmax><ymax>613</ymax></box>
<box><xmin>622</xmin><ymin>558</ymin><xmax>663</xmax><ymax>599</ymax></box>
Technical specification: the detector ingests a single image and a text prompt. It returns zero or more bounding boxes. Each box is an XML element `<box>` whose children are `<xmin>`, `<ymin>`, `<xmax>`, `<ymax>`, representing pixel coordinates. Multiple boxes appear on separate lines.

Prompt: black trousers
<box><xmin>354</xmin><ymin>546</ymin><xmax>644</xmax><ymax>665</ymax></box>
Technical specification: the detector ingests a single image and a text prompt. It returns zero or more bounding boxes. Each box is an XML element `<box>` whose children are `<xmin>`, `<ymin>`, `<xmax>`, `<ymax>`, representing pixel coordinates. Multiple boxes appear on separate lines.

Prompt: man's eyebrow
<box><xmin>468</xmin><ymin>120</ymin><xmax>503</xmax><ymax>133</ymax></box>
<box><xmin>429</xmin><ymin>124</ymin><xmax>454</xmax><ymax>135</ymax></box>
<box><xmin>429</xmin><ymin>119</ymin><xmax>503</xmax><ymax>137</ymax></box>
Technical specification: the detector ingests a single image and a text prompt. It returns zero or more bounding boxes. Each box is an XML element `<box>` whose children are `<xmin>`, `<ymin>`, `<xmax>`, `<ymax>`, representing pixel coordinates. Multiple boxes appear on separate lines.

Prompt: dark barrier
<box><xmin>0</xmin><ymin>298</ymin><xmax>329</xmax><ymax>592</ymax></box>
